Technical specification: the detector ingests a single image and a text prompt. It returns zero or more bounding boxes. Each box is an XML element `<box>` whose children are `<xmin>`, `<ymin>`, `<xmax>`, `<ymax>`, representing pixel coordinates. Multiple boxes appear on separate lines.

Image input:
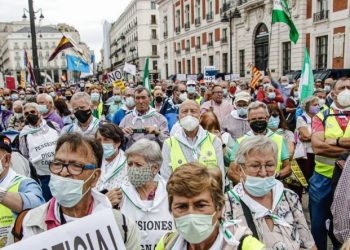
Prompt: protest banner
<box><xmin>203</xmin><ymin>66</ymin><xmax>217</xmax><ymax>82</ymax></box>
<box><xmin>186</xmin><ymin>75</ymin><xmax>197</xmax><ymax>81</ymax></box>
<box><xmin>113</xmin><ymin>80</ymin><xmax>126</xmax><ymax>92</ymax></box>
<box><xmin>176</xmin><ymin>74</ymin><xmax>186</xmax><ymax>81</ymax></box>
<box><xmin>108</xmin><ymin>69</ymin><xmax>123</xmax><ymax>83</ymax></box>
<box><xmin>4</xmin><ymin>209</ymin><xmax>125</xmax><ymax>250</ymax></box>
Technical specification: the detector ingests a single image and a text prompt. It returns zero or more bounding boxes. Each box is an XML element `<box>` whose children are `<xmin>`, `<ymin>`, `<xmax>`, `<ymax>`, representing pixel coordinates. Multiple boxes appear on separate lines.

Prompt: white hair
<box><xmin>302</xmin><ymin>96</ymin><xmax>319</xmax><ymax>112</ymax></box>
<box><xmin>24</xmin><ymin>102</ymin><xmax>40</xmax><ymax>112</ymax></box>
<box><xmin>235</xmin><ymin>135</ymin><xmax>278</xmax><ymax>166</ymax></box>
<box><xmin>13</xmin><ymin>100</ymin><xmax>23</xmax><ymax>109</ymax></box>
<box><xmin>71</xmin><ymin>92</ymin><xmax>92</xmax><ymax>105</ymax></box>
<box><xmin>247</xmin><ymin>101</ymin><xmax>270</xmax><ymax>117</ymax></box>
<box><xmin>125</xmin><ymin>138</ymin><xmax>162</xmax><ymax>167</ymax></box>
<box><xmin>37</xmin><ymin>93</ymin><xmax>53</xmax><ymax>105</ymax></box>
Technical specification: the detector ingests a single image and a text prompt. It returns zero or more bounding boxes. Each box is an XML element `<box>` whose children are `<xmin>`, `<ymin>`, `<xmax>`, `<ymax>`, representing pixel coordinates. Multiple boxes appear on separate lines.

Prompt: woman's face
<box><xmin>95</xmin><ymin>132</ymin><xmax>120</xmax><ymax>148</ymax></box>
<box><xmin>171</xmin><ymin>190</ymin><xmax>220</xmax><ymax>223</ymax></box>
<box><xmin>240</xmin><ymin>149</ymin><xmax>276</xmax><ymax>179</ymax></box>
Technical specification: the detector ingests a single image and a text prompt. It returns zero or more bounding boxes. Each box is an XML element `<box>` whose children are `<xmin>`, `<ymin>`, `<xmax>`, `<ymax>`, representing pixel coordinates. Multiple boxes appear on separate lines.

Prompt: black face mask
<box><xmin>155</xmin><ymin>96</ymin><xmax>163</xmax><ymax>103</ymax></box>
<box><xmin>250</xmin><ymin>120</ymin><xmax>268</xmax><ymax>134</ymax></box>
<box><xmin>26</xmin><ymin>114</ymin><xmax>39</xmax><ymax>126</ymax></box>
<box><xmin>66</xmin><ymin>96</ymin><xmax>72</xmax><ymax>101</ymax></box>
<box><xmin>74</xmin><ymin>109</ymin><xmax>92</xmax><ymax>123</ymax></box>
<box><xmin>166</xmin><ymin>90</ymin><xmax>173</xmax><ymax>97</ymax></box>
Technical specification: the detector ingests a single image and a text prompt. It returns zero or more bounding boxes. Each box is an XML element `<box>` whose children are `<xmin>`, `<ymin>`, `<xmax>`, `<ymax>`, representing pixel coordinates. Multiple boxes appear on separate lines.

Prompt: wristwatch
<box><xmin>0</xmin><ymin>187</ymin><xmax>7</xmax><ymax>203</ymax></box>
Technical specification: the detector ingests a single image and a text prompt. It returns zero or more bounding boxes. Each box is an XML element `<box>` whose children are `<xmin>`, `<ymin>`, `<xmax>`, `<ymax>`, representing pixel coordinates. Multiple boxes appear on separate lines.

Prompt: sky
<box><xmin>0</xmin><ymin>0</ymin><xmax>132</xmax><ymax>62</ymax></box>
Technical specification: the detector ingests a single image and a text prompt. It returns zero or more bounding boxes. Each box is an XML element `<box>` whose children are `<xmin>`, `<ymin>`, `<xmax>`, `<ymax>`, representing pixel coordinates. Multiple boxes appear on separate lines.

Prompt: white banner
<box><xmin>4</xmin><ymin>209</ymin><xmax>126</xmax><ymax>250</ymax></box>
<box><xmin>108</xmin><ymin>69</ymin><xmax>123</xmax><ymax>83</ymax></box>
<box><xmin>123</xmin><ymin>62</ymin><xmax>137</xmax><ymax>76</ymax></box>
<box><xmin>176</xmin><ymin>74</ymin><xmax>187</xmax><ymax>81</ymax></box>
<box><xmin>225</xmin><ymin>74</ymin><xmax>240</xmax><ymax>81</ymax></box>
<box><xmin>186</xmin><ymin>75</ymin><xmax>197</xmax><ymax>81</ymax></box>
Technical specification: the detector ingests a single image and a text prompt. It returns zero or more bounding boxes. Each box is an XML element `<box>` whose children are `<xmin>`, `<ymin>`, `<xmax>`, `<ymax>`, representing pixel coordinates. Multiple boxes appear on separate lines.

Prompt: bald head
<box><xmin>179</xmin><ymin>100</ymin><xmax>200</xmax><ymax>120</ymax></box>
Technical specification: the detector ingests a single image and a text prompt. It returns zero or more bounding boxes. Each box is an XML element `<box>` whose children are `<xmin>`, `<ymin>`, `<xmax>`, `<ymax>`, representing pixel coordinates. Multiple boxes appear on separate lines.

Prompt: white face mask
<box><xmin>180</xmin><ymin>115</ymin><xmax>199</xmax><ymax>132</ymax></box>
<box><xmin>337</xmin><ymin>89</ymin><xmax>350</xmax><ymax>107</ymax></box>
<box><xmin>179</xmin><ymin>93</ymin><xmax>188</xmax><ymax>102</ymax></box>
<box><xmin>318</xmin><ymin>98</ymin><xmax>326</xmax><ymax>107</ymax></box>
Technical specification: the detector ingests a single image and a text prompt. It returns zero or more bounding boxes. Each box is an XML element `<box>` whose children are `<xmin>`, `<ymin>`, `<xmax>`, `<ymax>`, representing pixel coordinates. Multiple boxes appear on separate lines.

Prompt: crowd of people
<box><xmin>1</xmin><ymin>74</ymin><xmax>350</xmax><ymax>250</ymax></box>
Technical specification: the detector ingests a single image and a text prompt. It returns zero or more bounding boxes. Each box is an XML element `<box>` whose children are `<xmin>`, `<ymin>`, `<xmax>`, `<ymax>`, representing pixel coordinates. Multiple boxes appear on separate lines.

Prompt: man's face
<box><xmin>3</xmin><ymin>89</ymin><xmax>10</xmax><ymax>100</ymax></box>
<box><xmin>24</xmin><ymin>106</ymin><xmax>40</xmax><ymax>121</ymax></box>
<box><xmin>174</xmin><ymin>84</ymin><xmax>186</xmax><ymax>100</ymax></box>
<box><xmin>135</xmin><ymin>90</ymin><xmax>150</xmax><ymax>113</ymax></box>
<box><xmin>179</xmin><ymin>102</ymin><xmax>200</xmax><ymax>120</ymax></box>
<box><xmin>211</xmin><ymin>86</ymin><xmax>224</xmax><ymax>104</ymax></box>
<box><xmin>248</xmin><ymin>107</ymin><xmax>268</xmax><ymax>123</ymax></box>
<box><xmin>37</xmin><ymin>95</ymin><xmax>52</xmax><ymax>112</ymax></box>
<box><xmin>315</xmin><ymin>92</ymin><xmax>326</xmax><ymax>100</ymax></box>
<box><xmin>315</xmin><ymin>81</ymin><xmax>323</xmax><ymax>89</ymax></box>
<box><xmin>71</xmin><ymin>98</ymin><xmax>91</xmax><ymax>113</ymax></box>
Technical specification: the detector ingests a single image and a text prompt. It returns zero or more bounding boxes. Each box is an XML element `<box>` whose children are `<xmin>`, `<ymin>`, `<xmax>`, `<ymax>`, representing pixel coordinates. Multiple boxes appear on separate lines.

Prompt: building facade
<box><xmin>109</xmin><ymin>0</ymin><xmax>160</xmax><ymax>81</ymax></box>
<box><xmin>157</xmin><ymin>0</ymin><xmax>350</xmax><ymax>80</ymax></box>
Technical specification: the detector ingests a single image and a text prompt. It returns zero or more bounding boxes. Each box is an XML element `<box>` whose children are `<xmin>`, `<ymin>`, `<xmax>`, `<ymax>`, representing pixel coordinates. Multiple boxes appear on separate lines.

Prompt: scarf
<box><xmin>131</xmin><ymin>107</ymin><xmax>156</xmax><ymax>125</ymax></box>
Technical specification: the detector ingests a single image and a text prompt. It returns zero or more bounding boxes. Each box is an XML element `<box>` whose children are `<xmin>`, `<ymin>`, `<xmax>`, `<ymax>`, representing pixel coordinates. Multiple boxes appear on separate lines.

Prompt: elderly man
<box><xmin>201</xmin><ymin>84</ymin><xmax>233</xmax><ymax>125</ymax></box>
<box><xmin>228</xmin><ymin>101</ymin><xmax>291</xmax><ymax>183</ymax></box>
<box><xmin>12</xmin><ymin>133</ymin><xmax>140</xmax><ymax>249</ymax></box>
<box><xmin>19</xmin><ymin>102</ymin><xmax>60</xmax><ymax>201</ymax></box>
<box><xmin>0</xmin><ymin>134</ymin><xmax>44</xmax><ymax>247</ymax></box>
<box><xmin>185</xmin><ymin>80</ymin><xmax>202</xmax><ymax>105</ymax></box>
<box><xmin>36</xmin><ymin>93</ymin><xmax>64</xmax><ymax>129</ymax></box>
<box><xmin>120</xmin><ymin>87</ymin><xmax>169</xmax><ymax>149</ymax></box>
<box><xmin>222</xmin><ymin>91</ymin><xmax>251</xmax><ymax>140</ymax></box>
<box><xmin>310</xmin><ymin>79</ymin><xmax>350</xmax><ymax>250</ymax></box>
<box><xmin>61</xmin><ymin>92</ymin><xmax>100</xmax><ymax>137</ymax></box>
<box><xmin>161</xmin><ymin>100</ymin><xmax>224</xmax><ymax>180</ymax></box>
<box><xmin>112</xmin><ymin>87</ymin><xmax>135</xmax><ymax>125</ymax></box>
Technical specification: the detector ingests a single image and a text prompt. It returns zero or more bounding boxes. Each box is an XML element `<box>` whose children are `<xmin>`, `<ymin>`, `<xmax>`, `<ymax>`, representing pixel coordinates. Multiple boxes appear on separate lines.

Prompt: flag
<box><xmin>24</xmin><ymin>49</ymin><xmax>36</xmax><ymax>87</ymax></box>
<box><xmin>250</xmin><ymin>66</ymin><xmax>262</xmax><ymax>88</ymax></box>
<box><xmin>143</xmin><ymin>58</ymin><xmax>151</xmax><ymax>93</ymax></box>
<box><xmin>272</xmin><ymin>0</ymin><xmax>299</xmax><ymax>44</ymax></box>
<box><xmin>66</xmin><ymin>54</ymin><xmax>90</xmax><ymax>73</ymax></box>
<box><xmin>299</xmin><ymin>48</ymin><xmax>314</xmax><ymax>102</ymax></box>
<box><xmin>20</xmin><ymin>71</ymin><xmax>25</xmax><ymax>88</ymax></box>
<box><xmin>48</xmin><ymin>36</ymin><xmax>74</xmax><ymax>61</ymax></box>
<box><xmin>124</xmin><ymin>62</ymin><xmax>137</xmax><ymax>76</ymax></box>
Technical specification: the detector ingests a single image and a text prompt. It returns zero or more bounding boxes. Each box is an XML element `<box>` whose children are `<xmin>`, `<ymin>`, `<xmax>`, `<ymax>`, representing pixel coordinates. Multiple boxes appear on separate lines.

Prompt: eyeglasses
<box><xmin>24</xmin><ymin>110</ymin><xmax>37</xmax><ymax>116</ymax></box>
<box><xmin>212</xmin><ymin>91</ymin><xmax>224</xmax><ymax>94</ymax></box>
<box><xmin>241</xmin><ymin>163</ymin><xmax>275</xmax><ymax>173</ymax></box>
<box><xmin>49</xmin><ymin>160</ymin><xmax>96</xmax><ymax>176</ymax></box>
<box><xmin>179</xmin><ymin>90</ymin><xmax>187</xmax><ymax>93</ymax></box>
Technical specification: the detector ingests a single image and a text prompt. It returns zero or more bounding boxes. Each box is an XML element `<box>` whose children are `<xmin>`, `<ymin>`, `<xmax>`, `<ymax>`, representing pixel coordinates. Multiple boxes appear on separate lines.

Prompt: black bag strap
<box><xmin>122</xmin><ymin>214</ymin><xmax>128</xmax><ymax>244</ymax></box>
<box><xmin>240</xmin><ymin>199</ymin><xmax>259</xmax><ymax>239</ymax></box>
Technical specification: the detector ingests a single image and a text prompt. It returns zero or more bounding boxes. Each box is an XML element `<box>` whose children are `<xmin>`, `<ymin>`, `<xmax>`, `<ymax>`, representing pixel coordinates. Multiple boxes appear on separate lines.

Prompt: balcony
<box><xmin>221</xmin><ymin>37</ymin><xmax>228</xmax><ymax>44</ymax></box>
<box><xmin>185</xmin><ymin>47</ymin><xmax>190</xmax><ymax>54</ymax></box>
<box><xmin>164</xmin><ymin>52</ymin><xmax>168</xmax><ymax>58</ymax></box>
<box><xmin>195</xmin><ymin>17</ymin><xmax>201</xmax><ymax>26</ymax></box>
<box><xmin>220</xmin><ymin>2</ymin><xmax>231</xmax><ymax>15</ymax></box>
<box><xmin>195</xmin><ymin>45</ymin><xmax>201</xmax><ymax>51</ymax></box>
<box><xmin>163</xmin><ymin>31</ymin><xmax>168</xmax><ymax>38</ymax></box>
<box><xmin>185</xmin><ymin>22</ymin><xmax>190</xmax><ymax>30</ymax></box>
<box><xmin>206</xmin><ymin>12</ymin><xmax>213</xmax><ymax>21</ymax></box>
<box><xmin>207</xmin><ymin>41</ymin><xmax>213</xmax><ymax>48</ymax></box>
<box><xmin>237</xmin><ymin>0</ymin><xmax>248</xmax><ymax>5</ymax></box>
<box><xmin>175</xmin><ymin>49</ymin><xmax>181</xmax><ymax>55</ymax></box>
<box><xmin>313</xmin><ymin>10</ymin><xmax>329</xmax><ymax>22</ymax></box>
<box><xmin>175</xmin><ymin>26</ymin><xmax>181</xmax><ymax>34</ymax></box>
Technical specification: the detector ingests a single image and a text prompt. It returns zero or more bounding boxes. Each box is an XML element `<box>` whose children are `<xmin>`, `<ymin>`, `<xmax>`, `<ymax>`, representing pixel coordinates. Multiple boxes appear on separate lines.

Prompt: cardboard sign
<box><xmin>176</xmin><ymin>74</ymin><xmax>187</xmax><ymax>82</ymax></box>
<box><xmin>225</xmin><ymin>74</ymin><xmax>240</xmax><ymax>81</ymax></box>
<box><xmin>186</xmin><ymin>75</ymin><xmax>197</xmax><ymax>81</ymax></box>
<box><xmin>5</xmin><ymin>76</ymin><xmax>16</xmax><ymax>90</ymax></box>
<box><xmin>113</xmin><ymin>80</ymin><xmax>126</xmax><ymax>92</ymax></box>
<box><xmin>203</xmin><ymin>66</ymin><xmax>217</xmax><ymax>82</ymax></box>
<box><xmin>108</xmin><ymin>69</ymin><xmax>123</xmax><ymax>83</ymax></box>
<box><xmin>4</xmin><ymin>209</ymin><xmax>126</xmax><ymax>250</ymax></box>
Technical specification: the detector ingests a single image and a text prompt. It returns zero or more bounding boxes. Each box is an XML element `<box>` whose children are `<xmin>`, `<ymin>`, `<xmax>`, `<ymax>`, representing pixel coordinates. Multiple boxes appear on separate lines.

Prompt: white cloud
<box><xmin>0</xmin><ymin>0</ymin><xmax>132</xmax><ymax>61</ymax></box>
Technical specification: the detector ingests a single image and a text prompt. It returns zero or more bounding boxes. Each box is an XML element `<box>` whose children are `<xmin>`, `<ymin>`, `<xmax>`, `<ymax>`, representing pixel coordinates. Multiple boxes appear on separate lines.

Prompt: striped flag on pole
<box><xmin>24</xmin><ymin>49</ymin><xmax>36</xmax><ymax>87</ymax></box>
<box><xmin>299</xmin><ymin>48</ymin><xmax>314</xmax><ymax>102</ymax></box>
<box><xmin>143</xmin><ymin>58</ymin><xmax>151</xmax><ymax>93</ymax></box>
<box><xmin>250</xmin><ymin>66</ymin><xmax>262</xmax><ymax>88</ymax></box>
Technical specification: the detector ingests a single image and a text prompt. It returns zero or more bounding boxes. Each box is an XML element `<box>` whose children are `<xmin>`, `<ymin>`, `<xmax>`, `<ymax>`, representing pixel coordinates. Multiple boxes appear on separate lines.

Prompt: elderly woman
<box><xmin>8</xmin><ymin>100</ymin><xmax>25</xmax><ymax>131</ymax></box>
<box><xmin>119</xmin><ymin>138</ymin><xmax>173</xmax><ymax>250</ymax></box>
<box><xmin>257</xmin><ymin>84</ymin><xmax>284</xmax><ymax>105</ymax></box>
<box><xmin>19</xmin><ymin>102</ymin><xmax>60</xmax><ymax>201</ymax></box>
<box><xmin>156</xmin><ymin>163</ymin><xmax>264</xmax><ymax>250</ymax></box>
<box><xmin>295</xmin><ymin>96</ymin><xmax>320</xmax><ymax>182</ymax></box>
<box><xmin>226</xmin><ymin>135</ymin><xmax>316</xmax><ymax>249</ymax></box>
<box><xmin>95</xmin><ymin>123</ymin><xmax>128</xmax><ymax>207</ymax></box>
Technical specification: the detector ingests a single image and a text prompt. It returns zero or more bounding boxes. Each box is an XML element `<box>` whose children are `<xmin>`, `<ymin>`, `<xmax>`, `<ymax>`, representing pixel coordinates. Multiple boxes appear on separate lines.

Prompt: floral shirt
<box><xmin>225</xmin><ymin>181</ymin><xmax>315</xmax><ymax>249</ymax></box>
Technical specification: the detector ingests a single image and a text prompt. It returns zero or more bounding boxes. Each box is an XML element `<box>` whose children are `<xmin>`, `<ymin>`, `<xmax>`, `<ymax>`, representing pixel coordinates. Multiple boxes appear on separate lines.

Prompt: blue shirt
<box><xmin>18</xmin><ymin>178</ymin><xmax>45</xmax><ymax>210</ymax></box>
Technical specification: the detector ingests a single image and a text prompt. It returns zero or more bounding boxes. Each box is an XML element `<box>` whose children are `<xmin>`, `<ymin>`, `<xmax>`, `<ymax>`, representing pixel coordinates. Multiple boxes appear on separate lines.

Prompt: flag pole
<box><xmin>268</xmin><ymin>19</ymin><xmax>273</xmax><ymax>71</ymax></box>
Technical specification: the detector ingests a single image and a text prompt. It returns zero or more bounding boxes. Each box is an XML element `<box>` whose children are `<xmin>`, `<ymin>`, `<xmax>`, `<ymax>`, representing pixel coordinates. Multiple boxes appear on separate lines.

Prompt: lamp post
<box><xmin>22</xmin><ymin>0</ymin><xmax>44</xmax><ymax>85</ymax></box>
<box><xmin>221</xmin><ymin>7</ymin><xmax>241</xmax><ymax>74</ymax></box>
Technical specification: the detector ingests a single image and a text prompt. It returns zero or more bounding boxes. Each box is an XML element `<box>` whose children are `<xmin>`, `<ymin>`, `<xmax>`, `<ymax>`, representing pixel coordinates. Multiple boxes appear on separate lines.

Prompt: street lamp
<box><xmin>22</xmin><ymin>0</ymin><xmax>44</xmax><ymax>85</ymax></box>
<box><xmin>221</xmin><ymin>7</ymin><xmax>241</xmax><ymax>74</ymax></box>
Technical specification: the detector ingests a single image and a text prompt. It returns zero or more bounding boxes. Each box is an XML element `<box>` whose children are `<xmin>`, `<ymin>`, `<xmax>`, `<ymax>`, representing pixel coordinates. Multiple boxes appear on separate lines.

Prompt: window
<box><xmin>178</xmin><ymin>61</ymin><xmax>182</xmax><ymax>73</ymax></box>
<box><xmin>222</xmin><ymin>28</ymin><xmax>227</xmax><ymax>38</ymax></box>
<box><xmin>186</xmin><ymin>40</ymin><xmax>190</xmax><ymax>50</ymax></box>
<box><xmin>196</xmin><ymin>36</ymin><xmax>201</xmax><ymax>48</ymax></box>
<box><xmin>152</xmin><ymin>45</ymin><xmax>158</xmax><ymax>55</ymax></box>
<box><xmin>153</xmin><ymin>60</ymin><xmax>158</xmax><ymax>70</ymax></box>
<box><xmin>187</xmin><ymin>60</ymin><xmax>191</xmax><ymax>74</ymax></box>
<box><xmin>282</xmin><ymin>42</ymin><xmax>291</xmax><ymax>75</ymax></box>
<box><xmin>316</xmin><ymin>36</ymin><xmax>328</xmax><ymax>70</ymax></box>
<box><xmin>151</xmin><ymin>29</ymin><xmax>157</xmax><ymax>39</ymax></box>
<box><xmin>197</xmin><ymin>58</ymin><xmax>202</xmax><ymax>73</ymax></box>
<box><xmin>163</xmin><ymin>17</ymin><xmax>168</xmax><ymax>37</ymax></box>
<box><xmin>165</xmin><ymin>64</ymin><xmax>169</xmax><ymax>78</ymax></box>
<box><xmin>222</xmin><ymin>53</ymin><xmax>228</xmax><ymax>73</ymax></box>
<box><xmin>209</xmin><ymin>33</ymin><xmax>213</xmax><ymax>43</ymax></box>
<box><xmin>196</xmin><ymin>0</ymin><xmax>201</xmax><ymax>18</ymax></box>
<box><xmin>239</xmin><ymin>50</ymin><xmax>245</xmax><ymax>77</ymax></box>
<box><xmin>185</xmin><ymin>5</ymin><xmax>190</xmax><ymax>28</ymax></box>
<box><xmin>209</xmin><ymin>55</ymin><xmax>214</xmax><ymax>66</ymax></box>
<box><xmin>151</xmin><ymin>15</ymin><xmax>157</xmax><ymax>24</ymax></box>
<box><xmin>176</xmin><ymin>10</ymin><xmax>181</xmax><ymax>32</ymax></box>
<box><xmin>151</xmin><ymin>1</ymin><xmax>156</xmax><ymax>9</ymax></box>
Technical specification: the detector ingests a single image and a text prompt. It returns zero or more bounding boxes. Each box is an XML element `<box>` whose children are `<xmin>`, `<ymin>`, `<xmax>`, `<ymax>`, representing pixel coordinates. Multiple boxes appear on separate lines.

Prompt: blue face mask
<box><xmin>102</xmin><ymin>143</ymin><xmax>117</xmax><ymax>159</ymax></box>
<box><xmin>241</xmin><ymin>168</ymin><xmax>277</xmax><ymax>197</ymax></box>
<box><xmin>187</xmin><ymin>86</ymin><xmax>196</xmax><ymax>94</ymax></box>
<box><xmin>38</xmin><ymin>104</ymin><xmax>48</xmax><ymax>114</ymax></box>
<box><xmin>268</xmin><ymin>92</ymin><xmax>276</xmax><ymax>100</ymax></box>
<box><xmin>91</xmin><ymin>93</ymin><xmax>100</xmax><ymax>102</ymax></box>
<box><xmin>11</xmin><ymin>94</ymin><xmax>18</xmax><ymax>101</ymax></box>
<box><xmin>268</xmin><ymin>116</ymin><xmax>280</xmax><ymax>129</ymax></box>
<box><xmin>237</xmin><ymin>107</ymin><xmax>248</xmax><ymax>117</ymax></box>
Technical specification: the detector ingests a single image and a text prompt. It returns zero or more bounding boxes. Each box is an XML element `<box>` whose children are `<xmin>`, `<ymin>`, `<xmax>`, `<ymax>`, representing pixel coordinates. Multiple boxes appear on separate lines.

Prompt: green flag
<box><xmin>299</xmin><ymin>48</ymin><xmax>314</xmax><ymax>102</ymax></box>
<box><xmin>272</xmin><ymin>0</ymin><xmax>299</xmax><ymax>44</ymax></box>
<box><xmin>143</xmin><ymin>58</ymin><xmax>151</xmax><ymax>93</ymax></box>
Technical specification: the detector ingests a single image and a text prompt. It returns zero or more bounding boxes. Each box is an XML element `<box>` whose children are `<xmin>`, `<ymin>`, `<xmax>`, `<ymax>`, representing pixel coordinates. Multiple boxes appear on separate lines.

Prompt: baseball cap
<box><xmin>186</xmin><ymin>80</ymin><xmax>196</xmax><ymax>86</ymax></box>
<box><xmin>234</xmin><ymin>91</ymin><xmax>251</xmax><ymax>103</ymax></box>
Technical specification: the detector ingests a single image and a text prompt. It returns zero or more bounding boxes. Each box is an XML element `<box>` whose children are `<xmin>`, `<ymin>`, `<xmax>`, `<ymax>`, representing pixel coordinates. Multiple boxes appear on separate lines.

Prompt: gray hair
<box><xmin>125</xmin><ymin>138</ymin><xmax>162</xmax><ymax>167</ymax></box>
<box><xmin>247</xmin><ymin>101</ymin><xmax>269</xmax><ymax>117</ymax></box>
<box><xmin>24</xmin><ymin>102</ymin><xmax>40</xmax><ymax>112</ymax></box>
<box><xmin>71</xmin><ymin>92</ymin><xmax>92</xmax><ymax>105</ymax></box>
<box><xmin>13</xmin><ymin>100</ymin><xmax>23</xmax><ymax>109</ymax></box>
<box><xmin>235</xmin><ymin>135</ymin><xmax>278</xmax><ymax>166</ymax></box>
<box><xmin>302</xmin><ymin>96</ymin><xmax>318</xmax><ymax>112</ymax></box>
<box><xmin>37</xmin><ymin>93</ymin><xmax>53</xmax><ymax>105</ymax></box>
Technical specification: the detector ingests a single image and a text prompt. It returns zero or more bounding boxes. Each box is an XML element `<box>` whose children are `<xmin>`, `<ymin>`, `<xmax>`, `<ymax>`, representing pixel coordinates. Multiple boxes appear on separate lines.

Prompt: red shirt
<box><xmin>312</xmin><ymin>109</ymin><xmax>350</xmax><ymax>133</ymax></box>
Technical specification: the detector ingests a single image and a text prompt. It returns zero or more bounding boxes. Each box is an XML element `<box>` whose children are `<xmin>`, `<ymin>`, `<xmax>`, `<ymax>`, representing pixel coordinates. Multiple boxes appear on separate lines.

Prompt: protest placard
<box><xmin>108</xmin><ymin>69</ymin><xmax>123</xmax><ymax>83</ymax></box>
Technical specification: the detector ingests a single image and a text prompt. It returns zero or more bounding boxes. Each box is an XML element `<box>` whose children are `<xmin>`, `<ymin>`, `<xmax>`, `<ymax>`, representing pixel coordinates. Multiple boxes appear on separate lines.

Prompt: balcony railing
<box><xmin>185</xmin><ymin>22</ymin><xmax>190</xmax><ymax>30</ymax></box>
<box><xmin>206</xmin><ymin>12</ymin><xmax>213</xmax><ymax>21</ymax></box>
<box><xmin>221</xmin><ymin>37</ymin><xmax>228</xmax><ymax>44</ymax></box>
<box><xmin>207</xmin><ymin>41</ymin><xmax>213</xmax><ymax>48</ymax></box>
<box><xmin>163</xmin><ymin>31</ymin><xmax>168</xmax><ymax>38</ymax></box>
<box><xmin>185</xmin><ymin>47</ymin><xmax>190</xmax><ymax>53</ymax></box>
<box><xmin>220</xmin><ymin>2</ymin><xmax>231</xmax><ymax>15</ymax></box>
<box><xmin>313</xmin><ymin>10</ymin><xmax>329</xmax><ymax>22</ymax></box>
<box><xmin>195</xmin><ymin>45</ymin><xmax>201</xmax><ymax>51</ymax></box>
<box><xmin>175</xmin><ymin>26</ymin><xmax>181</xmax><ymax>34</ymax></box>
<box><xmin>195</xmin><ymin>17</ymin><xmax>201</xmax><ymax>26</ymax></box>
